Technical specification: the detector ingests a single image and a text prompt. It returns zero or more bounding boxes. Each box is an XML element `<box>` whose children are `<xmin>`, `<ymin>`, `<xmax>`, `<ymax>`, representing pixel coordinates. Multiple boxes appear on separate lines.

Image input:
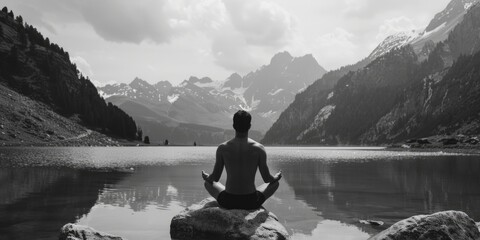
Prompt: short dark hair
<box><xmin>233</xmin><ymin>110</ymin><xmax>251</xmax><ymax>133</ymax></box>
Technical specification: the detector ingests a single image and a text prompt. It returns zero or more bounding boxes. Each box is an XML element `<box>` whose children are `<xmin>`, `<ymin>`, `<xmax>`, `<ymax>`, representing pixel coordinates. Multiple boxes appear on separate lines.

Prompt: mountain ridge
<box><xmin>263</xmin><ymin>0</ymin><xmax>480</xmax><ymax>145</ymax></box>
<box><xmin>97</xmin><ymin>51</ymin><xmax>326</xmax><ymax>144</ymax></box>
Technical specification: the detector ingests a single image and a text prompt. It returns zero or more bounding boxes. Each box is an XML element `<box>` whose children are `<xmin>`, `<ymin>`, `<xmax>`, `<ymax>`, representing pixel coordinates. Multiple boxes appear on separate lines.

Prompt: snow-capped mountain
<box><xmin>263</xmin><ymin>0</ymin><xmax>480</xmax><ymax>145</ymax></box>
<box><xmin>425</xmin><ymin>0</ymin><xmax>478</xmax><ymax>32</ymax></box>
<box><xmin>370</xmin><ymin>0</ymin><xmax>479</xmax><ymax>60</ymax></box>
<box><xmin>97</xmin><ymin>52</ymin><xmax>326</xmax><ymax>144</ymax></box>
<box><xmin>368</xmin><ymin>30</ymin><xmax>421</xmax><ymax>60</ymax></box>
<box><xmin>99</xmin><ymin>77</ymin><xmax>172</xmax><ymax>103</ymax></box>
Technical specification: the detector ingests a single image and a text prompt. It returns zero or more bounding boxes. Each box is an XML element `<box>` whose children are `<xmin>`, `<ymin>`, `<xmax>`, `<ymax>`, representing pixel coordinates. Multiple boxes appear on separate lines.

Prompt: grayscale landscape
<box><xmin>1</xmin><ymin>0</ymin><xmax>480</xmax><ymax>239</ymax></box>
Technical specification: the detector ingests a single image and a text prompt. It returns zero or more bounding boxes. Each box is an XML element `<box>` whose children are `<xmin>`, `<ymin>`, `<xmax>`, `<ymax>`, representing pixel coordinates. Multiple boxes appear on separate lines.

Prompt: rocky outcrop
<box><xmin>369</xmin><ymin>211</ymin><xmax>480</xmax><ymax>240</ymax></box>
<box><xmin>170</xmin><ymin>198</ymin><xmax>289</xmax><ymax>240</ymax></box>
<box><xmin>59</xmin><ymin>223</ymin><xmax>125</xmax><ymax>240</ymax></box>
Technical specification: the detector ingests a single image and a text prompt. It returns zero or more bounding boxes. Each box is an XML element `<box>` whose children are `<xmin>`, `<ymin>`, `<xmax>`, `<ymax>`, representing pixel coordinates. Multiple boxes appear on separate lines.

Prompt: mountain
<box><xmin>97</xmin><ymin>51</ymin><xmax>326</xmax><ymax>145</ymax></box>
<box><xmin>263</xmin><ymin>0</ymin><xmax>480</xmax><ymax>145</ymax></box>
<box><xmin>369</xmin><ymin>0</ymin><xmax>480</xmax><ymax>59</ymax></box>
<box><xmin>0</xmin><ymin>7</ymin><xmax>137</xmax><ymax>145</ymax></box>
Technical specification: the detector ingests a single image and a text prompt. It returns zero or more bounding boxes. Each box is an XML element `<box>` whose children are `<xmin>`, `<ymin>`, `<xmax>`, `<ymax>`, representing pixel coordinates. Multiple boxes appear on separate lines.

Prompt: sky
<box><xmin>3</xmin><ymin>0</ymin><xmax>451</xmax><ymax>86</ymax></box>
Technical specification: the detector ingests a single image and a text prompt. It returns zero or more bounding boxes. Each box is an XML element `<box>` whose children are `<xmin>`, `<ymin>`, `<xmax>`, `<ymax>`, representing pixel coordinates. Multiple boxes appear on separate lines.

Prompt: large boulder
<box><xmin>59</xmin><ymin>223</ymin><xmax>125</xmax><ymax>240</ymax></box>
<box><xmin>170</xmin><ymin>198</ymin><xmax>289</xmax><ymax>240</ymax></box>
<box><xmin>369</xmin><ymin>211</ymin><xmax>480</xmax><ymax>240</ymax></box>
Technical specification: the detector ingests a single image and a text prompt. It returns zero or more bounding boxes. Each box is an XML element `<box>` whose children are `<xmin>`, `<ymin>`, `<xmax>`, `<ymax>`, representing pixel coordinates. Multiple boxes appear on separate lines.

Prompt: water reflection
<box><xmin>0</xmin><ymin>147</ymin><xmax>479</xmax><ymax>240</ymax></box>
<box><xmin>276</xmin><ymin>155</ymin><xmax>480</xmax><ymax>236</ymax></box>
<box><xmin>0</xmin><ymin>168</ymin><xmax>130</xmax><ymax>240</ymax></box>
<box><xmin>96</xmin><ymin>165</ymin><xmax>209</xmax><ymax>211</ymax></box>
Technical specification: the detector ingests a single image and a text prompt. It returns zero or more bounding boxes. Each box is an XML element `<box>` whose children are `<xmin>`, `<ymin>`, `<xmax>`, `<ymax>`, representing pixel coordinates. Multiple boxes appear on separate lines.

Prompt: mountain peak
<box><xmin>130</xmin><ymin>77</ymin><xmax>150</xmax><ymax>87</ymax></box>
<box><xmin>154</xmin><ymin>80</ymin><xmax>172</xmax><ymax>89</ymax></box>
<box><xmin>270</xmin><ymin>51</ymin><xmax>293</xmax><ymax>66</ymax></box>
<box><xmin>368</xmin><ymin>30</ymin><xmax>420</xmax><ymax>60</ymax></box>
<box><xmin>228</xmin><ymin>73</ymin><xmax>242</xmax><ymax>80</ymax></box>
<box><xmin>222</xmin><ymin>73</ymin><xmax>244</xmax><ymax>90</ymax></box>
<box><xmin>425</xmin><ymin>0</ymin><xmax>479</xmax><ymax>32</ymax></box>
<box><xmin>187</xmin><ymin>76</ymin><xmax>213</xmax><ymax>84</ymax></box>
<box><xmin>293</xmin><ymin>53</ymin><xmax>320</xmax><ymax>64</ymax></box>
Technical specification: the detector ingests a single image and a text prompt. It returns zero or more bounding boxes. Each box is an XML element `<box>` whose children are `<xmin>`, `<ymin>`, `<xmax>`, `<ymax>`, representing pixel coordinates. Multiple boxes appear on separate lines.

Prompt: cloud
<box><xmin>210</xmin><ymin>31</ymin><xmax>264</xmax><ymax>73</ymax></box>
<box><xmin>375</xmin><ymin>16</ymin><xmax>418</xmax><ymax>42</ymax></box>
<box><xmin>342</xmin><ymin>0</ymin><xmax>450</xmax><ymax>20</ymax></box>
<box><xmin>208</xmin><ymin>0</ymin><xmax>295</xmax><ymax>72</ymax></box>
<box><xmin>4</xmin><ymin>0</ymin><xmax>451</xmax><ymax>83</ymax></box>
<box><xmin>344</xmin><ymin>0</ymin><xmax>369</xmax><ymax>16</ymax></box>
<box><xmin>223</xmin><ymin>0</ymin><xmax>294</xmax><ymax>47</ymax></box>
<box><xmin>312</xmin><ymin>28</ymin><xmax>358</xmax><ymax>70</ymax></box>
<box><xmin>70</xmin><ymin>56</ymin><xmax>94</xmax><ymax>78</ymax></box>
<box><xmin>78</xmin><ymin>0</ymin><xmax>176</xmax><ymax>44</ymax></box>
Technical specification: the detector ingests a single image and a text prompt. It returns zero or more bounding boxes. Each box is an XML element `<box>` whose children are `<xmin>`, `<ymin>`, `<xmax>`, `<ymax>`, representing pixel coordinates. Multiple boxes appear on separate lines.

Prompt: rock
<box><xmin>440</xmin><ymin>138</ymin><xmax>458</xmax><ymax>145</ymax></box>
<box><xmin>46</xmin><ymin>130</ymin><xmax>55</xmax><ymax>135</ymax></box>
<box><xmin>416</xmin><ymin>138</ymin><xmax>430</xmax><ymax>144</ymax></box>
<box><xmin>360</xmin><ymin>219</ymin><xmax>384</xmax><ymax>226</ymax></box>
<box><xmin>59</xmin><ymin>223</ymin><xmax>124</xmax><ymax>240</ymax></box>
<box><xmin>369</xmin><ymin>211</ymin><xmax>480</xmax><ymax>240</ymax></box>
<box><xmin>405</xmin><ymin>139</ymin><xmax>417</xmax><ymax>144</ymax></box>
<box><xmin>170</xmin><ymin>198</ymin><xmax>289</xmax><ymax>240</ymax></box>
<box><xmin>466</xmin><ymin>137</ymin><xmax>479</xmax><ymax>145</ymax></box>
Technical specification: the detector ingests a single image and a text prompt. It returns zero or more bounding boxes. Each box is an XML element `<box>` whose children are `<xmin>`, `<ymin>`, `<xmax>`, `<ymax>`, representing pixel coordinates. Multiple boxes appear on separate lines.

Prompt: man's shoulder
<box><xmin>217</xmin><ymin>141</ymin><xmax>229</xmax><ymax>150</ymax></box>
<box><xmin>248</xmin><ymin>138</ymin><xmax>265</xmax><ymax>150</ymax></box>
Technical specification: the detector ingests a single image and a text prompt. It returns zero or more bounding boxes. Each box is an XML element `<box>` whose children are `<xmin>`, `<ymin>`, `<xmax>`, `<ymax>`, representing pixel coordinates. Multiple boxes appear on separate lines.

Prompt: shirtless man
<box><xmin>202</xmin><ymin>110</ymin><xmax>282</xmax><ymax>210</ymax></box>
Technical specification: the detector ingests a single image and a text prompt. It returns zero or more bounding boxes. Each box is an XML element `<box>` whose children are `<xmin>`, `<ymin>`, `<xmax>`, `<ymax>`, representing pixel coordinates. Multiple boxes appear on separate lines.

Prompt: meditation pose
<box><xmin>202</xmin><ymin>110</ymin><xmax>282</xmax><ymax>210</ymax></box>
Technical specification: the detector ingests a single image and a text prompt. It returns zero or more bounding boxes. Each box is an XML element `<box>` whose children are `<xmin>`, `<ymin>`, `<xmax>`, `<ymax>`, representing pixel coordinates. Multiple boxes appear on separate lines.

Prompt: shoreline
<box><xmin>386</xmin><ymin>146</ymin><xmax>480</xmax><ymax>155</ymax></box>
<box><xmin>3</xmin><ymin>139</ymin><xmax>480</xmax><ymax>155</ymax></box>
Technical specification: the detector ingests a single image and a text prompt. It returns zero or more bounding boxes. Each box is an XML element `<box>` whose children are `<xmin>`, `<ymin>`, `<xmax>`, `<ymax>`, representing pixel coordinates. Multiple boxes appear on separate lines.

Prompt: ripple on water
<box><xmin>0</xmin><ymin>146</ymin><xmax>470</xmax><ymax>169</ymax></box>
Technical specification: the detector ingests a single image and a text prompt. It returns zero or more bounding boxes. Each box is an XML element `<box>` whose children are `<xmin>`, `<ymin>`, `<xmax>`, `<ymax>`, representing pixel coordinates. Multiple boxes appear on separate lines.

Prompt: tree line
<box><xmin>0</xmin><ymin>6</ymin><xmax>138</xmax><ymax>140</ymax></box>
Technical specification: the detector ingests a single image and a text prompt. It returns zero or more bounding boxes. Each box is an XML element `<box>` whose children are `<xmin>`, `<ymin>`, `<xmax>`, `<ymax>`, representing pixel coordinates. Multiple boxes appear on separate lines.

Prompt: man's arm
<box><xmin>203</xmin><ymin>145</ymin><xmax>224</xmax><ymax>184</ymax></box>
<box><xmin>258</xmin><ymin>145</ymin><xmax>282</xmax><ymax>183</ymax></box>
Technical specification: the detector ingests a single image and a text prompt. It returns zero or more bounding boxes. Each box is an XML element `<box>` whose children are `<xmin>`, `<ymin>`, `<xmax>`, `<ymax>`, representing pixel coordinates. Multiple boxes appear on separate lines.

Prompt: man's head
<box><xmin>233</xmin><ymin>110</ymin><xmax>251</xmax><ymax>133</ymax></box>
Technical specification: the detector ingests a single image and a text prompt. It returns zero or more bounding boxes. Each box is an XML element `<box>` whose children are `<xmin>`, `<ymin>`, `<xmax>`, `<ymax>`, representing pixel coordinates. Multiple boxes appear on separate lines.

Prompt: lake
<box><xmin>0</xmin><ymin>147</ymin><xmax>479</xmax><ymax>240</ymax></box>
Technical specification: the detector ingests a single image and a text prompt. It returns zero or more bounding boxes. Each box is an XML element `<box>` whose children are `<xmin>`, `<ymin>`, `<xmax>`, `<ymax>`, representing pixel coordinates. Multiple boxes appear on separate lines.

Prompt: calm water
<box><xmin>0</xmin><ymin>147</ymin><xmax>479</xmax><ymax>240</ymax></box>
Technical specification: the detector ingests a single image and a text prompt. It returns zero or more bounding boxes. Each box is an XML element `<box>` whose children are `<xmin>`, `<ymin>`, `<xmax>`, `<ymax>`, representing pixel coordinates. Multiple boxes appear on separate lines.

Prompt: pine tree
<box><xmin>8</xmin><ymin>46</ymin><xmax>19</xmax><ymax>74</ymax></box>
<box><xmin>136</xmin><ymin>127</ymin><xmax>143</xmax><ymax>141</ymax></box>
<box><xmin>18</xmin><ymin>28</ymin><xmax>27</xmax><ymax>47</ymax></box>
<box><xmin>15</xmin><ymin>15</ymin><xmax>23</xmax><ymax>25</ymax></box>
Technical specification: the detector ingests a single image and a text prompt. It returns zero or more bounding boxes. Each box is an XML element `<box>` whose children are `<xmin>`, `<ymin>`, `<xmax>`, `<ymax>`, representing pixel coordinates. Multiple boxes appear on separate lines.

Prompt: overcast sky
<box><xmin>4</xmin><ymin>0</ymin><xmax>451</xmax><ymax>86</ymax></box>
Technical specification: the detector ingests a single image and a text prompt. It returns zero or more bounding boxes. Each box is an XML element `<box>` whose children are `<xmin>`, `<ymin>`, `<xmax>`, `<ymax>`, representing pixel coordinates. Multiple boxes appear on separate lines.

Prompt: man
<box><xmin>202</xmin><ymin>110</ymin><xmax>282</xmax><ymax>210</ymax></box>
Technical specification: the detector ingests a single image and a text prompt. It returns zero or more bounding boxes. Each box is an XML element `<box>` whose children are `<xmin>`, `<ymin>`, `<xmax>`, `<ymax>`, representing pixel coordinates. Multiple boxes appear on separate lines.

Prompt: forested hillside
<box><xmin>0</xmin><ymin>7</ymin><xmax>137</xmax><ymax>141</ymax></box>
<box><xmin>263</xmin><ymin>1</ymin><xmax>480</xmax><ymax>145</ymax></box>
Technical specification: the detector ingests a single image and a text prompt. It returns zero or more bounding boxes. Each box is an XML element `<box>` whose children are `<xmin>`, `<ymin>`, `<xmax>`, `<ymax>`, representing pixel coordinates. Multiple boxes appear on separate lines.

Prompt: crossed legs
<box><xmin>204</xmin><ymin>181</ymin><xmax>225</xmax><ymax>199</ymax></box>
<box><xmin>204</xmin><ymin>181</ymin><xmax>279</xmax><ymax>200</ymax></box>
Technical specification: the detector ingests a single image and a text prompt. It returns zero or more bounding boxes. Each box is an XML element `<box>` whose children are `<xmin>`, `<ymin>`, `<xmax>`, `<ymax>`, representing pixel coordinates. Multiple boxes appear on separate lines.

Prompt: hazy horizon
<box><xmin>3</xmin><ymin>0</ymin><xmax>450</xmax><ymax>86</ymax></box>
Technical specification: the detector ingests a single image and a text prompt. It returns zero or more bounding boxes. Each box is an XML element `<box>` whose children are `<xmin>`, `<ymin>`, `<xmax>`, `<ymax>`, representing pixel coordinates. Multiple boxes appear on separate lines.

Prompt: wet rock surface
<box><xmin>369</xmin><ymin>211</ymin><xmax>480</xmax><ymax>240</ymax></box>
<box><xmin>59</xmin><ymin>223</ymin><xmax>124</xmax><ymax>240</ymax></box>
<box><xmin>170</xmin><ymin>198</ymin><xmax>289</xmax><ymax>240</ymax></box>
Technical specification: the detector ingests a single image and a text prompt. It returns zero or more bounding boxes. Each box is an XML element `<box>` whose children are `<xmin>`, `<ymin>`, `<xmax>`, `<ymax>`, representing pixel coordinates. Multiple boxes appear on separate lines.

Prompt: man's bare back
<box><xmin>220</xmin><ymin>137</ymin><xmax>267</xmax><ymax>194</ymax></box>
<box><xmin>202</xmin><ymin>110</ymin><xmax>281</xmax><ymax>209</ymax></box>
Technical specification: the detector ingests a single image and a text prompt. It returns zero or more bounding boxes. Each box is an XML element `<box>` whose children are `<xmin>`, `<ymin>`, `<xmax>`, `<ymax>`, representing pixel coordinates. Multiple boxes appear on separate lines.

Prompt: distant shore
<box><xmin>386</xmin><ymin>146</ymin><xmax>480</xmax><ymax>155</ymax></box>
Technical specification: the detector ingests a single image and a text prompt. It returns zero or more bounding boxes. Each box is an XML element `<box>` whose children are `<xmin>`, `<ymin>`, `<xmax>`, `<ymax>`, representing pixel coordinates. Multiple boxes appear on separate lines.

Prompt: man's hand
<box><xmin>202</xmin><ymin>171</ymin><xmax>212</xmax><ymax>184</ymax></box>
<box><xmin>272</xmin><ymin>170</ymin><xmax>282</xmax><ymax>182</ymax></box>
